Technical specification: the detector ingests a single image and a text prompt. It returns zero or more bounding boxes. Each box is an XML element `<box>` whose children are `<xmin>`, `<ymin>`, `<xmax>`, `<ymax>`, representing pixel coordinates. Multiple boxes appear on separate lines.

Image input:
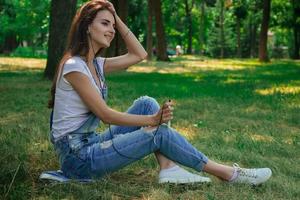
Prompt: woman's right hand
<box><xmin>103</xmin><ymin>0</ymin><xmax>116</xmax><ymax>15</ymax></box>
<box><xmin>152</xmin><ymin>100</ymin><xmax>174</xmax><ymax>126</ymax></box>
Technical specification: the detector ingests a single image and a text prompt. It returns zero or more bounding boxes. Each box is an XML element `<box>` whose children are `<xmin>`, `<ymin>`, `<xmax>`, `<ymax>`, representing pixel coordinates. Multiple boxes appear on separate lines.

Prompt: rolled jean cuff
<box><xmin>196</xmin><ymin>155</ymin><xmax>209</xmax><ymax>172</ymax></box>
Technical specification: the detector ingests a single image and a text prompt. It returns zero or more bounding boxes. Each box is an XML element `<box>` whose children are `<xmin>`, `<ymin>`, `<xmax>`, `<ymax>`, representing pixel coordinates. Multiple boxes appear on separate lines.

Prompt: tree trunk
<box><xmin>152</xmin><ymin>0</ymin><xmax>169</xmax><ymax>61</ymax></box>
<box><xmin>1</xmin><ymin>35</ymin><xmax>18</xmax><ymax>54</ymax></box>
<box><xmin>258</xmin><ymin>0</ymin><xmax>271</xmax><ymax>62</ymax></box>
<box><xmin>249</xmin><ymin>19</ymin><xmax>258</xmax><ymax>58</ymax></box>
<box><xmin>103</xmin><ymin>0</ymin><xmax>128</xmax><ymax>57</ymax></box>
<box><xmin>293</xmin><ymin>27</ymin><xmax>300</xmax><ymax>59</ymax></box>
<box><xmin>199</xmin><ymin>1</ymin><xmax>206</xmax><ymax>56</ymax></box>
<box><xmin>219</xmin><ymin>0</ymin><xmax>225</xmax><ymax>58</ymax></box>
<box><xmin>185</xmin><ymin>0</ymin><xmax>194</xmax><ymax>54</ymax></box>
<box><xmin>147</xmin><ymin>0</ymin><xmax>154</xmax><ymax>60</ymax></box>
<box><xmin>103</xmin><ymin>0</ymin><xmax>117</xmax><ymax>57</ymax></box>
<box><xmin>44</xmin><ymin>0</ymin><xmax>77</xmax><ymax>80</ymax></box>
<box><xmin>236</xmin><ymin>18</ymin><xmax>241</xmax><ymax>57</ymax></box>
<box><xmin>292</xmin><ymin>0</ymin><xmax>300</xmax><ymax>59</ymax></box>
<box><xmin>117</xmin><ymin>0</ymin><xmax>128</xmax><ymax>55</ymax></box>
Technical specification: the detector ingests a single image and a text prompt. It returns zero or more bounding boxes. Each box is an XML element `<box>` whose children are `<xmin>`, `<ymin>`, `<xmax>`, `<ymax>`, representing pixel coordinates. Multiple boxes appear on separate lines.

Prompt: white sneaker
<box><xmin>231</xmin><ymin>163</ymin><xmax>272</xmax><ymax>185</ymax></box>
<box><xmin>158</xmin><ymin>165</ymin><xmax>211</xmax><ymax>184</ymax></box>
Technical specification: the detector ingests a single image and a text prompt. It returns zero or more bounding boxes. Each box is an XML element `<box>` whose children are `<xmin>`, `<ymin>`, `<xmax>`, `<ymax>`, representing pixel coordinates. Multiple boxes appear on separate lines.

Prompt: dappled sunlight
<box><xmin>0</xmin><ymin>112</ymin><xmax>24</xmax><ymax>125</ymax></box>
<box><xmin>27</xmin><ymin>139</ymin><xmax>50</xmax><ymax>153</ymax></box>
<box><xmin>174</xmin><ymin>126</ymin><xmax>197</xmax><ymax>140</ymax></box>
<box><xmin>0</xmin><ymin>57</ymin><xmax>46</xmax><ymax>70</ymax></box>
<box><xmin>1</xmin><ymin>56</ymin><xmax>300</xmax><ymax>199</ymax></box>
<box><xmin>224</xmin><ymin>135</ymin><xmax>236</xmax><ymax>143</ymax></box>
<box><xmin>255</xmin><ymin>86</ymin><xmax>300</xmax><ymax>95</ymax></box>
<box><xmin>180</xmin><ymin>60</ymin><xmax>246</xmax><ymax>71</ymax></box>
<box><xmin>244</xmin><ymin>104</ymin><xmax>272</xmax><ymax>114</ymax></box>
<box><xmin>250</xmin><ymin>134</ymin><xmax>274</xmax><ymax>143</ymax></box>
<box><xmin>127</xmin><ymin>65</ymin><xmax>191</xmax><ymax>74</ymax></box>
<box><xmin>223</xmin><ymin>78</ymin><xmax>246</xmax><ymax>84</ymax></box>
<box><xmin>128</xmin><ymin>58</ymin><xmax>264</xmax><ymax>74</ymax></box>
<box><xmin>143</xmin><ymin>189</ymin><xmax>172</xmax><ymax>200</ymax></box>
<box><xmin>283</xmin><ymin>138</ymin><xmax>294</xmax><ymax>145</ymax></box>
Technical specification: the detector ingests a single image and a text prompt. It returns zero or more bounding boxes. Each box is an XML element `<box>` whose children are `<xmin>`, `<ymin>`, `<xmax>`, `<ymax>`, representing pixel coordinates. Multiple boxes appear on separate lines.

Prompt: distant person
<box><xmin>46</xmin><ymin>0</ymin><xmax>272</xmax><ymax>185</ymax></box>
<box><xmin>176</xmin><ymin>45</ymin><xmax>182</xmax><ymax>56</ymax></box>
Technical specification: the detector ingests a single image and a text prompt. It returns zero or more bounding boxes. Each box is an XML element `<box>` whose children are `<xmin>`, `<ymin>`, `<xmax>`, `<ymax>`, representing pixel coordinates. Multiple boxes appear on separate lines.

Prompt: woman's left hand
<box><xmin>152</xmin><ymin>100</ymin><xmax>174</xmax><ymax>126</ymax></box>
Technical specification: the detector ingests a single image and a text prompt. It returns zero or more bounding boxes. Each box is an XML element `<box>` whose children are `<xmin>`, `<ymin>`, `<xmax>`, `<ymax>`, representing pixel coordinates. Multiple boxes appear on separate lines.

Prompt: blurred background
<box><xmin>0</xmin><ymin>0</ymin><xmax>299</xmax><ymax>78</ymax></box>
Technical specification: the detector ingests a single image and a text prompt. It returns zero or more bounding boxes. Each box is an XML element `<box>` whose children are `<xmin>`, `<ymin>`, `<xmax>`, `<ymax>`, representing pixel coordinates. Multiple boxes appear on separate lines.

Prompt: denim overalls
<box><xmin>50</xmin><ymin>60</ymin><xmax>208</xmax><ymax>179</ymax></box>
<box><xmin>50</xmin><ymin>95</ymin><xmax>209</xmax><ymax>179</ymax></box>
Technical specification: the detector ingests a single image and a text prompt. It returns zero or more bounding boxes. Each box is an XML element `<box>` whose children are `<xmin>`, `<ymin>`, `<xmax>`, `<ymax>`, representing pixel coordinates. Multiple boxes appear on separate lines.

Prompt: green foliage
<box><xmin>0</xmin><ymin>0</ymin><xmax>299</xmax><ymax>58</ymax></box>
<box><xmin>0</xmin><ymin>0</ymin><xmax>50</xmax><ymax>45</ymax></box>
<box><xmin>206</xmin><ymin>0</ymin><xmax>236</xmax><ymax>57</ymax></box>
<box><xmin>10</xmin><ymin>46</ymin><xmax>47</xmax><ymax>58</ymax></box>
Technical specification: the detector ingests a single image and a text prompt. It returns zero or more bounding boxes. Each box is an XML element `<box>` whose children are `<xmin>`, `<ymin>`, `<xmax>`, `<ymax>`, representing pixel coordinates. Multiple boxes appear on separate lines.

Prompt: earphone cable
<box><xmin>89</xmin><ymin>34</ymin><xmax>163</xmax><ymax>160</ymax></box>
<box><xmin>108</xmin><ymin>110</ymin><xmax>163</xmax><ymax>160</ymax></box>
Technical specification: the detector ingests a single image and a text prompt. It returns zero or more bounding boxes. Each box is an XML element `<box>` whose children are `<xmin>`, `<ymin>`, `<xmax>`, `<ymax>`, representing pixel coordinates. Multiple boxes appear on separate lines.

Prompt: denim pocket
<box><xmin>77</xmin><ymin>146</ymin><xmax>90</xmax><ymax>162</ymax></box>
<box><xmin>68</xmin><ymin>134</ymin><xmax>90</xmax><ymax>153</ymax></box>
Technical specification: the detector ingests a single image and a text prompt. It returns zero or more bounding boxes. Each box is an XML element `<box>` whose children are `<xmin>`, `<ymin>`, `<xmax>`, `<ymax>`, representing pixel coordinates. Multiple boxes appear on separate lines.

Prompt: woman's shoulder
<box><xmin>62</xmin><ymin>56</ymin><xmax>88</xmax><ymax>75</ymax></box>
<box><xmin>65</xmin><ymin>56</ymin><xmax>85</xmax><ymax>66</ymax></box>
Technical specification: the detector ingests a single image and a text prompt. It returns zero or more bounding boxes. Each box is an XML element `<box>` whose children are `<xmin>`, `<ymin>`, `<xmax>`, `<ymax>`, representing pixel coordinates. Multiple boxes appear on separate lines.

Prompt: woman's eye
<box><xmin>102</xmin><ymin>22</ymin><xmax>108</xmax><ymax>26</ymax></box>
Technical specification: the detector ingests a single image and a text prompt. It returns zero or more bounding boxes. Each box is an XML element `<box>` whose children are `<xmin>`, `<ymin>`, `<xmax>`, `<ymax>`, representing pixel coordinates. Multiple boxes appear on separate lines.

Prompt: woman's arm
<box><xmin>103</xmin><ymin>3</ymin><xmax>147</xmax><ymax>73</ymax></box>
<box><xmin>64</xmin><ymin>72</ymin><xmax>172</xmax><ymax>126</ymax></box>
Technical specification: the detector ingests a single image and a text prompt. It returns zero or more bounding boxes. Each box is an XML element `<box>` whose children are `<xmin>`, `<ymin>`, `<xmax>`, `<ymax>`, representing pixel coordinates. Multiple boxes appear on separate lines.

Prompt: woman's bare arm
<box><xmin>103</xmin><ymin>6</ymin><xmax>147</xmax><ymax>73</ymax></box>
<box><xmin>64</xmin><ymin>72</ymin><xmax>172</xmax><ymax>126</ymax></box>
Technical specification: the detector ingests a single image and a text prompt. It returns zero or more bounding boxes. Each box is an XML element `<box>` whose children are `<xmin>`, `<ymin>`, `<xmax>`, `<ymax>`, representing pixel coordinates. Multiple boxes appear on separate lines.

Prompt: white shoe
<box><xmin>158</xmin><ymin>166</ymin><xmax>211</xmax><ymax>184</ymax></box>
<box><xmin>231</xmin><ymin>163</ymin><xmax>272</xmax><ymax>185</ymax></box>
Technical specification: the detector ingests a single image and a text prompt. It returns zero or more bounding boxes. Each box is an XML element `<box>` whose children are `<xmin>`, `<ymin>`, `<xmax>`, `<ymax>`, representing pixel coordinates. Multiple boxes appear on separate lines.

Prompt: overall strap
<box><xmin>50</xmin><ymin>110</ymin><xmax>54</xmax><ymax>131</ymax></box>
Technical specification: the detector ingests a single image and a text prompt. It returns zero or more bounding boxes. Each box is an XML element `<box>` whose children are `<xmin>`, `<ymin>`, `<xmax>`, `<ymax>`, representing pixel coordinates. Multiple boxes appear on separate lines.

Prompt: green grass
<box><xmin>0</xmin><ymin>56</ymin><xmax>299</xmax><ymax>199</ymax></box>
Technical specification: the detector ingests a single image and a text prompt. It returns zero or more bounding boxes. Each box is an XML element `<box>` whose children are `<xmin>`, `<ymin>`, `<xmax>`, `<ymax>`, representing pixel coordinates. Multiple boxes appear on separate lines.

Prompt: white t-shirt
<box><xmin>51</xmin><ymin>56</ymin><xmax>105</xmax><ymax>141</ymax></box>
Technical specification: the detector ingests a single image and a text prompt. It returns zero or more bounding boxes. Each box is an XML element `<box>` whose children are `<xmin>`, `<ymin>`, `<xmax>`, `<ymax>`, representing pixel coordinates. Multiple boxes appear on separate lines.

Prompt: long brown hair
<box><xmin>48</xmin><ymin>0</ymin><xmax>110</xmax><ymax>108</ymax></box>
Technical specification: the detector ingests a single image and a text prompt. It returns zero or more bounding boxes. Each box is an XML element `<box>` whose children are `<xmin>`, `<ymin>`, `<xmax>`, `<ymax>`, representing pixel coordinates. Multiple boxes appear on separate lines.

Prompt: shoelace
<box><xmin>233</xmin><ymin>163</ymin><xmax>258</xmax><ymax>178</ymax></box>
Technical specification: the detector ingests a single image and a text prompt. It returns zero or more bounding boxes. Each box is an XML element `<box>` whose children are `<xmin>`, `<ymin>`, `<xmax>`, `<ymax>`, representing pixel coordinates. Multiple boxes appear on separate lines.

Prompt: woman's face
<box><xmin>88</xmin><ymin>9</ymin><xmax>115</xmax><ymax>49</ymax></box>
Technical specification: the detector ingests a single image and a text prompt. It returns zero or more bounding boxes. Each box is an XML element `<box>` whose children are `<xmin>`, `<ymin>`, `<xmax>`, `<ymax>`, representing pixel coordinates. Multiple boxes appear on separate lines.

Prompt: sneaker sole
<box><xmin>159</xmin><ymin>177</ymin><xmax>211</xmax><ymax>184</ymax></box>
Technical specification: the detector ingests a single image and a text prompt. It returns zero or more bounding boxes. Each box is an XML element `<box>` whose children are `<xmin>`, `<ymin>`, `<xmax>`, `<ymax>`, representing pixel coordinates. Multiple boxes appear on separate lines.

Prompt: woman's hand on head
<box><xmin>104</xmin><ymin>0</ymin><xmax>116</xmax><ymax>15</ymax></box>
<box><xmin>153</xmin><ymin>100</ymin><xmax>174</xmax><ymax>126</ymax></box>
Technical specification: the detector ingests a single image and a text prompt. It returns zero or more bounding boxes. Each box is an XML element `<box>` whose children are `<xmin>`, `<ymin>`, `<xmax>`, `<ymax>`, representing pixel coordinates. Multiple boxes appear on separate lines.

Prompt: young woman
<box><xmin>47</xmin><ymin>0</ymin><xmax>272</xmax><ymax>185</ymax></box>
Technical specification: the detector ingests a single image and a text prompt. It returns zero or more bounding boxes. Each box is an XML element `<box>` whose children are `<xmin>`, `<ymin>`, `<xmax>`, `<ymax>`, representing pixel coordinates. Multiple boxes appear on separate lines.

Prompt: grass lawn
<box><xmin>0</xmin><ymin>56</ymin><xmax>299</xmax><ymax>199</ymax></box>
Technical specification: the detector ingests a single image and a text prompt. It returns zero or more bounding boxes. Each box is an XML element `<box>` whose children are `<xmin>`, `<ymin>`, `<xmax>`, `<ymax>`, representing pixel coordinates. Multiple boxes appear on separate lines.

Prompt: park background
<box><xmin>0</xmin><ymin>0</ymin><xmax>299</xmax><ymax>199</ymax></box>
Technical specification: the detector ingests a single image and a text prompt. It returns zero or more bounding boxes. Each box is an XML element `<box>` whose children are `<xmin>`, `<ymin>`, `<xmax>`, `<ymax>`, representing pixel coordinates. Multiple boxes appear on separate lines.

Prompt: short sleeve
<box><xmin>61</xmin><ymin>57</ymin><xmax>90</xmax><ymax>85</ymax></box>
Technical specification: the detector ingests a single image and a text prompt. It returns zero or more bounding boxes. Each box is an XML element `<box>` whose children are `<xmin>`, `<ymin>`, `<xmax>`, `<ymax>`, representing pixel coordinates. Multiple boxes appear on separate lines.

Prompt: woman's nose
<box><xmin>110</xmin><ymin>25</ymin><xmax>116</xmax><ymax>34</ymax></box>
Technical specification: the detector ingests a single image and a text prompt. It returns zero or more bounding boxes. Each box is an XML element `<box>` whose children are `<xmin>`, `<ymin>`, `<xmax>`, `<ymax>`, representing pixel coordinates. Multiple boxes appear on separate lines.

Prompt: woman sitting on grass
<box><xmin>48</xmin><ymin>0</ymin><xmax>272</xmax><ymax>185</ymax></box>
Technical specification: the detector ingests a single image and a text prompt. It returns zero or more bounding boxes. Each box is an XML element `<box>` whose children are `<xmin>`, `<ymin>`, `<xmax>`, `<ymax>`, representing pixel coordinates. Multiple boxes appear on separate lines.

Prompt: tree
<box><xmin>147</xmin><ymin>0</ymin><xmax>154</xmax><ymax>60</ymax></box>
<box><xmin>184</xmin><ymin>0</ymin><xmax>195</xmax><ymax>54</ymax></box>
<box><xmin>0</xmin><ymin>0</ymin><xmax>50</xmax><ymax>54</ymax></box>
<box><xmin>152</xmin><ymin>0</ymin><xmax>169</xmax><ymax>61</ymax></box>
<box><xmin>241</xmin><ymin>0</ymin><xmax>262</xmax><ymax>58</ymax></box>
<box><xmin>116</xmin><ymin>0</ymin><xmax>128</xmax><ymax>55</ymax></box>
<box><xmin>219</xmin><ymin>0</ymin><xmax>225</xmax><ymax>58</ymax></box>
<box><xmin>233</xmin><ymin>0</ymin><xmax>247</xmax><ymax>57</ymax></box>
<box><xmin>0</xmin><ymin>1</ymin><xmax>18</xmax><ymax>54</ymax></box>
<box><xmin>44</xmin><ymin>0</ymin><xmax>77</xmax><ymax>80</ymax></box>
<box><xmin>199</xmin><ymin>0</ymin><xmax>206</xmax><ymax>56</ymax></box>
<box><xmin>198</xmin><ymin>0</ymin><xmax>216</xmax><ymax>56</ymax></box>
<box><xmin>104</xmin><ymin>0</ymin><xmax>128</xmax><ymax>57</ymax></box>
<box><xmin>259</xmin><ymin>0</ymin><xmax>271</xmax><ymax>62</ymax></box>
<box><xmin>292</xmin><ymin>0</ymin><xmax>300</xmax><ymax>59</ymax></box>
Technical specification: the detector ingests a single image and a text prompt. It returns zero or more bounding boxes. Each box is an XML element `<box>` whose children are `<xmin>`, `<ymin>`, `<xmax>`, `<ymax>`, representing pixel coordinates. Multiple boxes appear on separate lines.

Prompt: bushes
<box><xmin>10</xmin><ymin>46</ymin><xmax>47</xmax><ymax>58</ymax></box>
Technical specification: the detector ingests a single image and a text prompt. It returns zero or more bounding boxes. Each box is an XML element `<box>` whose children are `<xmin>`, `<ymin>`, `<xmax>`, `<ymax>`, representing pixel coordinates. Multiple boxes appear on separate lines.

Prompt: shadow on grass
<box><xmin>1</xmin><ymin>61</ymin><xmax>299</xmax><ymax>199</ymax></box>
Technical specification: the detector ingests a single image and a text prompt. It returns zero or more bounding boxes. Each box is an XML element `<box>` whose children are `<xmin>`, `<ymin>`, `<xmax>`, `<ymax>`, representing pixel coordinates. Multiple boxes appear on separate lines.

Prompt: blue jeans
<box><xmin>51</xmin><ymin>96</ymin><xmax>208</xmax><ymax>179</ymax></box>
